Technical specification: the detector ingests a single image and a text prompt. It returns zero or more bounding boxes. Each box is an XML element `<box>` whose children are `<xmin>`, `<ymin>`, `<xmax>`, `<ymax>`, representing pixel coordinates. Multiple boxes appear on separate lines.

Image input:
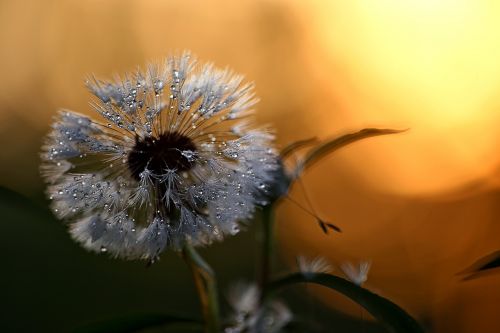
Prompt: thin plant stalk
<box><xmin>183</xmin><ymin>243</ymin><xmax>220</xmax><ymax>333</ymax></box>
<box><xmin>259</xmin><ymin>204</ymin><xmax>275</xmax><ymax>295</ymax></box>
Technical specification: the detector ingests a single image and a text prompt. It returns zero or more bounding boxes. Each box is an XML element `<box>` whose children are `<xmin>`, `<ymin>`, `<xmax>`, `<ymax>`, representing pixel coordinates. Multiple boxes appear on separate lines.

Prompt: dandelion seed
<box><xmin>340</xmin><ymin>261</ymin><xmax>371</xmax><ymax>286</ymax></box>
<box><xmin>227</xmin><ymin>281</ymin><xmax>260</xmax><ymax>315</ymax></box>
<box><xmin>296</xmin><ymin>255</ymin><xmax>332</xmax><ymax>276</ymax></box>
<box><xmin>41</xmin><ymin>51</ymin><xmax>278</xmax><ymax>260</ymax></box>
<box><xmin>225</xmin><ymin>281</ymin><xmax>292</xmax><ymax>333</ymax></box>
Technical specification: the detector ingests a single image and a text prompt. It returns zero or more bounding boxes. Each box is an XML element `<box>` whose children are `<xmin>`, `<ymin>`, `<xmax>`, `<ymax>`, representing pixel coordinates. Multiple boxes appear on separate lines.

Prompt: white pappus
<box><xmin>296</xmin><ymin>255</ymin><xmax>333</xmax><ymax>277</ymax></box>
<box><xmin>40</xmin><ymin>51</ymin><xmax>278</xmax><ymax>261</ymax></box>
<box><xmin>225</xmin><ymin>281</ymin><xmax>292</xmax><ymax>333</ymax></box>
<box><xmin>340</xmin><ymin>261</ymin><xmax>372</xmax><ymax>286</ymax></box>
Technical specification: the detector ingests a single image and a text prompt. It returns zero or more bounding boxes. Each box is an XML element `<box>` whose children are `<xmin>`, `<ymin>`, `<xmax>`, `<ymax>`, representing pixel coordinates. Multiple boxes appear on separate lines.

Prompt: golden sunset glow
<box><xmin>1</xmin><ymin>1</ymin><xmax>499</xmax><ymax>332</ymax></box>
<box><xmin>295</xmin><ymin>0</ymin><xmax>500</xmax><ymax>194</ymax></box>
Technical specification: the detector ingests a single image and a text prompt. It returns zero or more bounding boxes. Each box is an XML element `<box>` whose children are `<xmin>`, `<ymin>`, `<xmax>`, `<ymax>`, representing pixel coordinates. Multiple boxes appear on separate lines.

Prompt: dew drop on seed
<box><xmin>230</xmin><ymin>225</ymin><xmax>240</xmax><ymax>235</ymax></box>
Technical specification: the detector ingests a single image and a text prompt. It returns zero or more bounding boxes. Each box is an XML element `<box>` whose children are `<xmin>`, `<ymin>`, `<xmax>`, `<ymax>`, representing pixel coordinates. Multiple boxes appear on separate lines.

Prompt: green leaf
<box><xmin>280</xmin><ymin>137</ymin><xmax>319</xmax><ymax>159</ymax></box>
<box><xmin>0</xmin><ymin>185</ymin><xmax>40</xmax><ymax>210</ymax></box>
<box><xmin>73</xmin><ymin>313</ymin><xmax>202</xmax><ymax>333</ymax></box>
<box><xmin>295</xmin><ymin>128</ymin><xmax>407</xmax><ymax>175</ymax></box>
<box><xmin>266</xmin><ymin>272</ymin><xmax>423</xmax><ymax>333</ymax></box>
<box><xmin>0</xmin><ymin>185</ymin><xmax>55</xmax><ymax>220</ymax></box>
<box><xmin>0</xmin><ymin>188</ymin><xmax>203</xmax><ymax>332</ymax></box>
<box><xmin>458</xmin><ymin>250</ymin><xmax>500</xmax><ymax>280</ymax></box>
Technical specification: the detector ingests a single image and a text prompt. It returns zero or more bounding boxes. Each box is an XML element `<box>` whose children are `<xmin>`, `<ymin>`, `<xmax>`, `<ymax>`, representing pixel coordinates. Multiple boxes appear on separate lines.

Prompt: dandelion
<box><xmin>340</xmin><ymin>261</ymin><xmax>371</xmax><ymax>286</ymax></box>
<box><xmin>225</xmin><ymin>281</ymin><xmax>292</xmax><ymax>333</ymax></box>
<box><xmin>41</xmin><ymin>51</ymin><xmax>278</xmax><ymax>261</ymax></box>
<box><xmin>296</xmin><ymin>255</ymin><xmax>333</xmax><ymax>276</ymax></box>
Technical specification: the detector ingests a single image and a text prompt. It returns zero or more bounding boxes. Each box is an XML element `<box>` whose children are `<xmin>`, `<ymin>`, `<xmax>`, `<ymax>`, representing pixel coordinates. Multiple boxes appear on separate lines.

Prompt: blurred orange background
<box><xmin>1</xmin><ymin>1</ymin><xmax>500</xmax><ymax>332</ymax></box>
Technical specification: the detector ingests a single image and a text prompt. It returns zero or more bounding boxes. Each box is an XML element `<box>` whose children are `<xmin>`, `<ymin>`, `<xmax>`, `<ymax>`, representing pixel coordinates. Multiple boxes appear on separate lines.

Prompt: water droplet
<box><xmin>230</xmin><ymin>225</ymin><xmax>240</xmax><ymax>235</ymax></box>
<box><xmin>181</xmin><ymin>150</ymin><xmax>196</xmax><ymax>161</ymax></box>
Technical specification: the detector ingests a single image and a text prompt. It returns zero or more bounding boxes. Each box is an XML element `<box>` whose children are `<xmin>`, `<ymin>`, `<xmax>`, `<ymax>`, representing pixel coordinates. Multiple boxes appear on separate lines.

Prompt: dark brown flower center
<box><xmin>127</xmin><ymin>131</ymin><xmax>197</xmax><ymax>181</ymax></box>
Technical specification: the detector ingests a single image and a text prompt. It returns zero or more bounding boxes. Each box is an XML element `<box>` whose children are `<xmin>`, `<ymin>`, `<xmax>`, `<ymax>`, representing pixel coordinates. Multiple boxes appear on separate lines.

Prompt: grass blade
<box><xmin>266</xmin><ymin>272</ymin><xmax>423</xmax><ymax>333</ymax></box>
<box><xmin>296</xmin><ymin>128</ymin><xmax>407</xmax><ymax>175</ymax></box>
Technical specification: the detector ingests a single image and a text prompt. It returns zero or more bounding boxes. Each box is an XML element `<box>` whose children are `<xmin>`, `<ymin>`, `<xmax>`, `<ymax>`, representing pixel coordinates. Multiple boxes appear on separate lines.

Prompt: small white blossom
<box><xmin>296</xmin><ymin>256</ymin><xmax>332</xmax><ymax>276</ymax></box>
<box><xmin>41</xmin><ymin>51</ymin><xmax>278</xmax><ymax>261</ymax></box>
<box><xmin>225</xmin><ymin>282</ymin><xmax>292</xmax><ymax>333</ymax></box>
<box><xmin>340</xmin><ymin>261</ymin><xmax>371</xmax><ymax>286</ymax></box>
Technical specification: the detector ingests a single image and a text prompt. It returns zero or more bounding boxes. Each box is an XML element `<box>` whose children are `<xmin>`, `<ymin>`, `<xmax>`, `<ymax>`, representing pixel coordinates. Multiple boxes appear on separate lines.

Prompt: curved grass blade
<box><xmin>295</xmin><ymin>128</ymin><xmax>407</xmax><ymax>175</ymax></box>
<box><xmin>0</xmin><ymin>185</ymin><xmax>55</xmax><ymax>220</ymax></box>
<box><xmin>458</xmin><ymin>250</ymin><xmax>500</xmax><ymax>280</ymax></box>
<box><xmin>280</xmin><ymin>137</ymin><xmax>318</xmax><ymax>159</ymax></box>
<box><xmin>73</xmin><ymin>313</ymin><xmax>202</xmax><ymax>333</ymax></box>
<box><xmin>266</xmin><ymin>272</ymin><xmax>423</xmax><ymax>333</ymax></box>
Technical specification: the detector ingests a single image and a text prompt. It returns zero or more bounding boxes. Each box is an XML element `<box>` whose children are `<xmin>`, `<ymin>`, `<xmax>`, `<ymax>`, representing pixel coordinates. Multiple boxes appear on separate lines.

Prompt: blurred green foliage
<box><xmin>0</xmin><ymin>186</ymin><xmax>391</xmax><ymax>332</ymax></box>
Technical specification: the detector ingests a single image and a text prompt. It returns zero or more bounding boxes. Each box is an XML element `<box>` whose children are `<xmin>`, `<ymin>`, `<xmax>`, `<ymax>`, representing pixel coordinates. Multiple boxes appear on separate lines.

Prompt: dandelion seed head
<box><xmin>41</xmin><ymin>51</ymin><xmax>278</xmax><ymax>260</ymax></box>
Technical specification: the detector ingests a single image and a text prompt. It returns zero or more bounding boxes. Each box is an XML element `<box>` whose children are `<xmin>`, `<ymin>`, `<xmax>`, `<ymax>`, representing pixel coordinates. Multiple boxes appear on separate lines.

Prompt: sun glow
<box><xmin>300</xmin><ymin>0</ymin><xmax>500</xmax><ymax>194</ymax></box>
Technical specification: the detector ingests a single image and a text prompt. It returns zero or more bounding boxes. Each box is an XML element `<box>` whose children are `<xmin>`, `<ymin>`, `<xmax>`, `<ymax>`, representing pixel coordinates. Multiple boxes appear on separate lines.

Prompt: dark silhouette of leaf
<box><xmin>295</xmin><ymin>128</ymin><xmax>407</xmax><ymax>175</ymax></box>
<box><xmin>73</xmin><ymin>313</ymin><xmax>202</xmax><ymax>333</ymax></box>
<box><xmin>458</xmin><ymin>250</ymin><xmax>500</xmax><ymax>280</ymax></box>
<box><xmin>266</xmin><ymin>272</ymin><xmax>424</xmax><ymax>333</ymax></box>
<box><xmin>0</xmin><ymin>185</ymin><xmax>55</xmax><ymax>221</ymax></box>
<box><xmin>280</xmin><ymin>137</ymin><xmax>318</xmax><ymax>159</ymax></box>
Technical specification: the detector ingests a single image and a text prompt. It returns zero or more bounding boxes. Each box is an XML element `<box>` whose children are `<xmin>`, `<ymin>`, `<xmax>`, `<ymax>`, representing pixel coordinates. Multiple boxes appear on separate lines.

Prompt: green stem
<box><xmin>260</xmin><ymin>204</ymin><xmax>275</xmax><ymax>294</ymax></box>
<box><xmin>183</xmin><ymin>243</ymin><xmax>220</xmax><ymax>333</ymax></box>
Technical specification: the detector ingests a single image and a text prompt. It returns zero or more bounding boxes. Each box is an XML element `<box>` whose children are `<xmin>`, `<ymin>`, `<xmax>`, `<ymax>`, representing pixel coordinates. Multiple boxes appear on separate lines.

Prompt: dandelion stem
<box><xmin>183</xmin><ymin>243</ymin><xmax>220</xmax><ymax>333</ymax></box>
<box><xmin>260</xmin><ymin>204</ymin><xmax>275</xmax><ymax>296</ymax></box>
